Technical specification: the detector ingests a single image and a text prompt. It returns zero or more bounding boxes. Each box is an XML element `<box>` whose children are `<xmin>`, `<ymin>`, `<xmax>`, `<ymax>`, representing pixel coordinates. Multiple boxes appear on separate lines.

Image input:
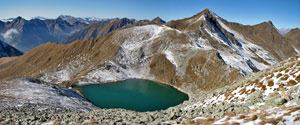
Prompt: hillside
<box><xmin>62</xmin><ymin>18</ymin><xmax>138</xmax><ymax>44</ymax></box>
<box><xmin>1</xmin><ymin>9</ymin><xmax>299</xmax><ymax>91</ymax></box>
<box><xmin>186</xmin><ymin>55</ymin><xmax>300</xmax><ymax>124</ymax></box>
<box><xmin>0</xmin><ymin>9</ymin><xmax>299</xmax><ymax>124</ymax></box>
<box><xmin>62</xmin><ymin>17</ymin><xmax>165</xmax><ymax>44</ymax></box>
<box><xmin>285</xmin><ymin>28</ymin><xmax>300</xmax><ymax>42</ymax></box>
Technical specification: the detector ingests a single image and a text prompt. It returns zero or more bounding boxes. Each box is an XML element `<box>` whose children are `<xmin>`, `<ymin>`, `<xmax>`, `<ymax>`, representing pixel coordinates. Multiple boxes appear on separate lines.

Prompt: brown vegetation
<box><xmin>287</xmin><ymin>80</ymin><xmax>298</xmax><ymax>86</ymax></box>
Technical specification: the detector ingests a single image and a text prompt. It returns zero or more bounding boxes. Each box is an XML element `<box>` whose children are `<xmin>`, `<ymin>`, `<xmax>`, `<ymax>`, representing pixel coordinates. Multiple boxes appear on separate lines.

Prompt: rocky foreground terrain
<box><xmin>0</xmin><ymin>9</ymin><xmax>299</xmax><ymax>124</ymax></box>
<box><xmin>0</xmin><ymin>55</ymin><xmax>299</xmax><ymax>125</ymax></box>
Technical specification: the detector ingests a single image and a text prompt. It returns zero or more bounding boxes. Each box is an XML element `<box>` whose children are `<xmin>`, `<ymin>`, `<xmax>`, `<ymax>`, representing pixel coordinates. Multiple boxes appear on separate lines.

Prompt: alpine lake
<box><xmin>76</xmin><ymin>79</ymin><xmax>189</xmax><ymax>112</ymax></box>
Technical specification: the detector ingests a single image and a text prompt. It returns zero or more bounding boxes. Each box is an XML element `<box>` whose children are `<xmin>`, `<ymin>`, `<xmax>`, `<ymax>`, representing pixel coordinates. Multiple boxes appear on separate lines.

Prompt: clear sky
<box><xmin>1</xmin><ymin>0</ymin><xmax>299</xmax><ymax>29</ymax></box>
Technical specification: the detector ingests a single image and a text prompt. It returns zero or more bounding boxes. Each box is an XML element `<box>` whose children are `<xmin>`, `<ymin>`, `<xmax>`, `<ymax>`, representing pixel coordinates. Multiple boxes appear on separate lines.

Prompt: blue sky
<box><xmin>1</xmin><ymin>0</ymin><xmax>299</xmax><ymax>28</ymax></box>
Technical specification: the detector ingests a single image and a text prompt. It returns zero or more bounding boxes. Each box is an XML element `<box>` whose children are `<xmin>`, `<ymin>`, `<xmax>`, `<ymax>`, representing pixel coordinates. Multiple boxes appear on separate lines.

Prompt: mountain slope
<box><xmin>62</xmin><ymin>17</ymin><xmax>165</xmax><ymax>44</ymax></box>
<box><xmin>223</xmin><ymin>21</ymin><xmax>300</xmax><ymax>61</ymax></box>
<box><xmin>0</xmin><ymin>15</ymin><xmax>166</xmax><ymax>52</ymax></box>
<box><xmin>58</xmin><ymin>15</ymin><xmax>112</xmax><ymax>25</ymax></box>
<box><xmin>285</xmin><ymin>28</ymin><xmax>300</xmax><ymax>42</ymax></box>
<box><xmin>167</xmin><ymin>9</ymin><xmax>293</xmax><ymax>75</ymax></box>
<box><xmin>0</xmin><ymin>24</ymin><xmax>241</xmax><ymax>93</ymax></box>
<box><xmin>0</xmin><ymin>40</ymin><xmax>23</xmax><ymax>57</ymax></box>
<box><xmin>0</xmin><ymin>9</ymin><xmax>299</xmax><ymax>92</ymax></box>
<box><xmin>62</xmin><ymin>18</ymin><xmax>137</xmax><ymax>44</ymax></box>
<box><xmin>186</xmin><ymin>55</ymin><xmax>300</xmax><ymax>124</ymax></box>
<box><xmin>0</xmin><ymin>8</ymin><xmax>300</xmax><ymax>124</ymax></box>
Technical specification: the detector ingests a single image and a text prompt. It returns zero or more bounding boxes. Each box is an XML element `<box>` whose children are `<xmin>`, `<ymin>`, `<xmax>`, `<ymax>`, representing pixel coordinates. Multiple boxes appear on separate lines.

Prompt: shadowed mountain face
<box><xmin>0</xmin><ymin>16</ymin><xmax>166</xmax><ymax>52</ymax></box>
<box><xmin>0</xmin><ymin>9</ymin><xmax>299</xmax><ymax>94</ymax></box>
<box><xmin>0</xmin><ymin>40</ymin><xmax>23</xmax><ymax>57</ymax></box>
<box><xmin>62</xmin><ymin>18</ymin><xmax>138</xmax><ymax>44</ymax></box>
<box><xmin>0</xmin><ymin>16</ymin><xmax>88</xmax><ymax>52</ymax></box>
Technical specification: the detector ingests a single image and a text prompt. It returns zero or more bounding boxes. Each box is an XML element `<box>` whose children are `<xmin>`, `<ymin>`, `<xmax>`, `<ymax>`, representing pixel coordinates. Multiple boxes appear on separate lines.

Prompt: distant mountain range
<box><xmin>1</xmin><ymin>9</ymin><xmax>299</xmax><ymax>84</ymax></box>
<box><xmin>0</xmin><ymin>15</ymin><xmax>165</xmax><ymax>52</ymax></box>
<box><xmin>0</xmin><ymin>16</ymin><xmax>87</xmax><ymax>52</ymax></box>
<box><xmin>1</xmin><ymin>14</ymin><xmax>297</xmax><ymax>53</ymax></box>
<box><xmin>0</xmin><ymin>9</ymin><xmax>300</xmax><ymax>124</ymax></box>
<box><xmin>278</xmin><ymin>28</ymin><xmax>291</xmax><ymax>35</ymax></box>
<box><xmin>62</xmin><ymin>17</ymin><xmax>165</xmax><ymax>44</ymax></box>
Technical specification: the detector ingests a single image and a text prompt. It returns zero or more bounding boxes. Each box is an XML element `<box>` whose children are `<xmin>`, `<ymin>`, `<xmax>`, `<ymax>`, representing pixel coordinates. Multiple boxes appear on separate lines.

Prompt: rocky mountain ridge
<box><xmin>0</xmin><ymin>16</ymin><xmax>87</xmax><ymax>52</ymax></box>
<box><xmin>0</xmin><ymin>8</ymin><xmax>299</xmax><ymax>124</ymax></box>
<box><xmin>0</xmin><ymin>16</ymin><xmax>153</xmax><ymax>52</ymax></box>
<box><xmin>61</xmin><ymin>17</ymin><xmax>164</xmax><ymax>44</ymax></box>
<box><xmin>285</xmin><ymin>28</ymin><xmax>300</xmax><ymax>42</ymax></box>
<box><xmin>0</xmin><ymin>9</ymin><xmax>299</xmax><ymax>92</ymax></box>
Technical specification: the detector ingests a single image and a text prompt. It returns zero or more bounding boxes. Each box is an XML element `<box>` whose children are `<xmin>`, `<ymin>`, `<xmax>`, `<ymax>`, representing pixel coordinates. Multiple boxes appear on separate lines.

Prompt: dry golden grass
<box><xmin>267</xmin><ymin>80</ymin><xmax>274</xmax><ymax>86</ymax></box>
<box><xmin>277</xmin><ymin>73</ymin><xmax>283</xmax><ymax>78</ymax></box>
<box><xmin>182</xmin><ymin>50</ymin><xmax>242</xmax><ymax>91</ymax></box>
<box><xmin>287</xmin><ymin>80</ymin><xmax>297</xmax><ymax>86</ymax></box>
<box><xmin>149</xmin><ymin>54</ymin><xmax>176</xmax><ymax>85</ymax></box>
<box><xmin>53</xmin><ymin>120</ymin><xmax>60</xmax><ymax>125</ymax></box>
<box><xmin>237</xmin><ymin>115</ymin><xmax>246</xmax><ymax>119</ymax></box>
<box><xmin>249</xmin><ymin>115</ymin><xmax>258</xmax><ymax>121</ymax></box>
<box><xmin>240</xmin><ymin>88</ymin><xmax>246</xmax><ymax>95</ymax></box>
<box><xmin>265</xmin><ymin>74</ymin><xmax>274</xmax><ymax>80</ymax></box>
<box><xmin>194</xmin><ymin>117</ymin><xmax>215</xmax><ymax>125</ymax></box>
<box><xmin>295</xmin><ymin>74</ymin><xmax>300</xmax><ymax>82</ymax></box>
<box><xmin>260</xmin><ymin>117</ymin><xmax>282</xmax><ymax>125</ymax></box>
<box><xmin>0</xmin><ymin>32</ymin><xmax>120</xmax><ymax>81</ymax></box>
<box><xmin>280</xmin><ymin>74</ymin><xmax>289</xmax><ymax>81</ymax></box>
<box><xmin>294</xmin><ymin>116</ymin><xmax>300</xmax><ymax>121</ymax></box>
<box><xmin>226</xmin><ymin>112</ymin><xmax>236</xmax><ymax>117</ymax></box>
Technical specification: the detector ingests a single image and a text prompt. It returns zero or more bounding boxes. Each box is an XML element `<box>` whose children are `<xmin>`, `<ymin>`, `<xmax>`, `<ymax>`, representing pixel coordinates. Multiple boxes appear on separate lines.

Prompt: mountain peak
<box><xmin>151</xmin><ymin>17</ymin><xmax>166</xmax><ymax>24</ymax></box>
<box><xmin>58</xmin><ymin>15</ymin><xmax>74</xmax><ymax>18</ymax></box>
<box><xmin>15</xmin><ymin>16</ymin><xmax>24</xmax><ymax>20</ymax></box>
<box><xmin>256</xmin><ymin>21</ymin><xmax>276</xmax><ymax>28</ymax></box>
<box><xmin>291</xmin><ymin>28</ymin><xmax>300</xmax><ymax>31</ymax></box>
<box><xmin>267</xmin><ymin>21</ymin><xmax>274</xmax><ymax>26</ymax></box>
<box><xmin>190</xmin><ymin>8</ymin><xmax>218</xmax><ymax>20</ymax></box>
<box><xmin>31</xmin><ymin>16</ymin><xmax>50</xmax><ymax>20</ymax></box>
<box><xmin>202</xmin><ymin>8</ymin><xmax>212</xmax><ymax>13</ymax></box>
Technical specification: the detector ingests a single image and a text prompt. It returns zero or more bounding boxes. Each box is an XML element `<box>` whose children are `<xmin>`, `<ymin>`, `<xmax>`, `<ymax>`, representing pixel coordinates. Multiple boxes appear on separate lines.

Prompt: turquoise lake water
<box><xmin>79</xmin><ymin>79</ymin><xmax>189</xmax><ymax>112</ymax></box>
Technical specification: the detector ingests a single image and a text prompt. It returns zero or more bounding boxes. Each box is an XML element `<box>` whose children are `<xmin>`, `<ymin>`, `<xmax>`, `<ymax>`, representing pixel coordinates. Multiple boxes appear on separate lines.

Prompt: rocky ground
<box><xmin>0</xmin><ymin>9</ymin><xmax>300</xmax><ymax>124</ymax></box>
<box><xmin>0</xmin><ymin>56</ymin><xmax>299</xmax><ymax>124</ymax></box>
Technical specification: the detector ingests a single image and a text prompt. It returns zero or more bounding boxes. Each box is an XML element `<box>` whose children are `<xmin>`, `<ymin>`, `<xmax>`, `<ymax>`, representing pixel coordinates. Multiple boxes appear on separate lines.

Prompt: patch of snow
<box><xmin>42</xmin><ymin>121</ymin><xmax>54</xmax><ymax>125</ymax></box>
<box><xmin>0</xmin><ymin>18</ymin><xmax>15</xmax><ymax>22</ymax></box>
<box><xmin>0</xmin><ymin>79</ymin><xmax>94</xmax><ymax>111</ymax></box>
<box><xmin>206</xmin><ymin>18</ymin><xmax>278</xmax><ymax>74</ymax></box>
<box><xmin>293</xmin><ymin>46</ymin><xmax>300</xmax><ymax>54</ymax></box>
<box><xmin>193</xmin><ymin>116</ymin><xmax>208</xmax><ymax>121</ymax></box>
<box><xmin>164</xmin><ymin>50</ymin><xmax>178</xmax><ymax>68</ymax></box>
<box><xmin>31</xmin><ymin>16</ymin><xmax>51</xmax><ymax>20</ymax></box>
<box><xmin>40</xmin><ymin>54</ymin><xmax>91</xmax><ymax>84</ymax></box>
<box><xmin>195</xmin><ymin>15</ymin><xmax>206</xmax><ymax>22</ymax></box>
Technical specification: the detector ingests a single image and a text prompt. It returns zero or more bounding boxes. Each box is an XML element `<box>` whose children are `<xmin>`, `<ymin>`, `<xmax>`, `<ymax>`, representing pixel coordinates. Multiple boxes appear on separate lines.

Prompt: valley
<box><xmin>0</xmin><ymin>8</ymin><xmax>299</xmax><ymax>124</ymax></box>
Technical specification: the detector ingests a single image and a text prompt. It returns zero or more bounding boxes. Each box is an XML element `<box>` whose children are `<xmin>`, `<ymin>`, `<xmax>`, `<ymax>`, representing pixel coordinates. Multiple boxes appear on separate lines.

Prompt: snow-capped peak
<box><xmin>0</xmin><ymin>17</ymin><xmax>16</xmax><ymax>22</ymax></box>
<box><xmin>58</xmin><ymin>15</ymin><xmax>74</xmax><ymax>19</ymax></box>
<box><xmin>85</xmin><ymin>17</ymin><xmax>102</xmax><ymax>21</ymax></box>
<box><xmin>31</xmin><ymin>16</ymin><xmax>51</xmax><ymax>20</ymax></box>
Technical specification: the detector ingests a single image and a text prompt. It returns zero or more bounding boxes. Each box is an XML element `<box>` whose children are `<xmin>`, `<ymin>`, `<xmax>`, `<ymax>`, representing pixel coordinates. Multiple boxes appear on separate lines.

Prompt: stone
<box><xmin>280</xmin><ymin>98</ymin><xmax>288</xmax><ymax>105</ymax></box>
